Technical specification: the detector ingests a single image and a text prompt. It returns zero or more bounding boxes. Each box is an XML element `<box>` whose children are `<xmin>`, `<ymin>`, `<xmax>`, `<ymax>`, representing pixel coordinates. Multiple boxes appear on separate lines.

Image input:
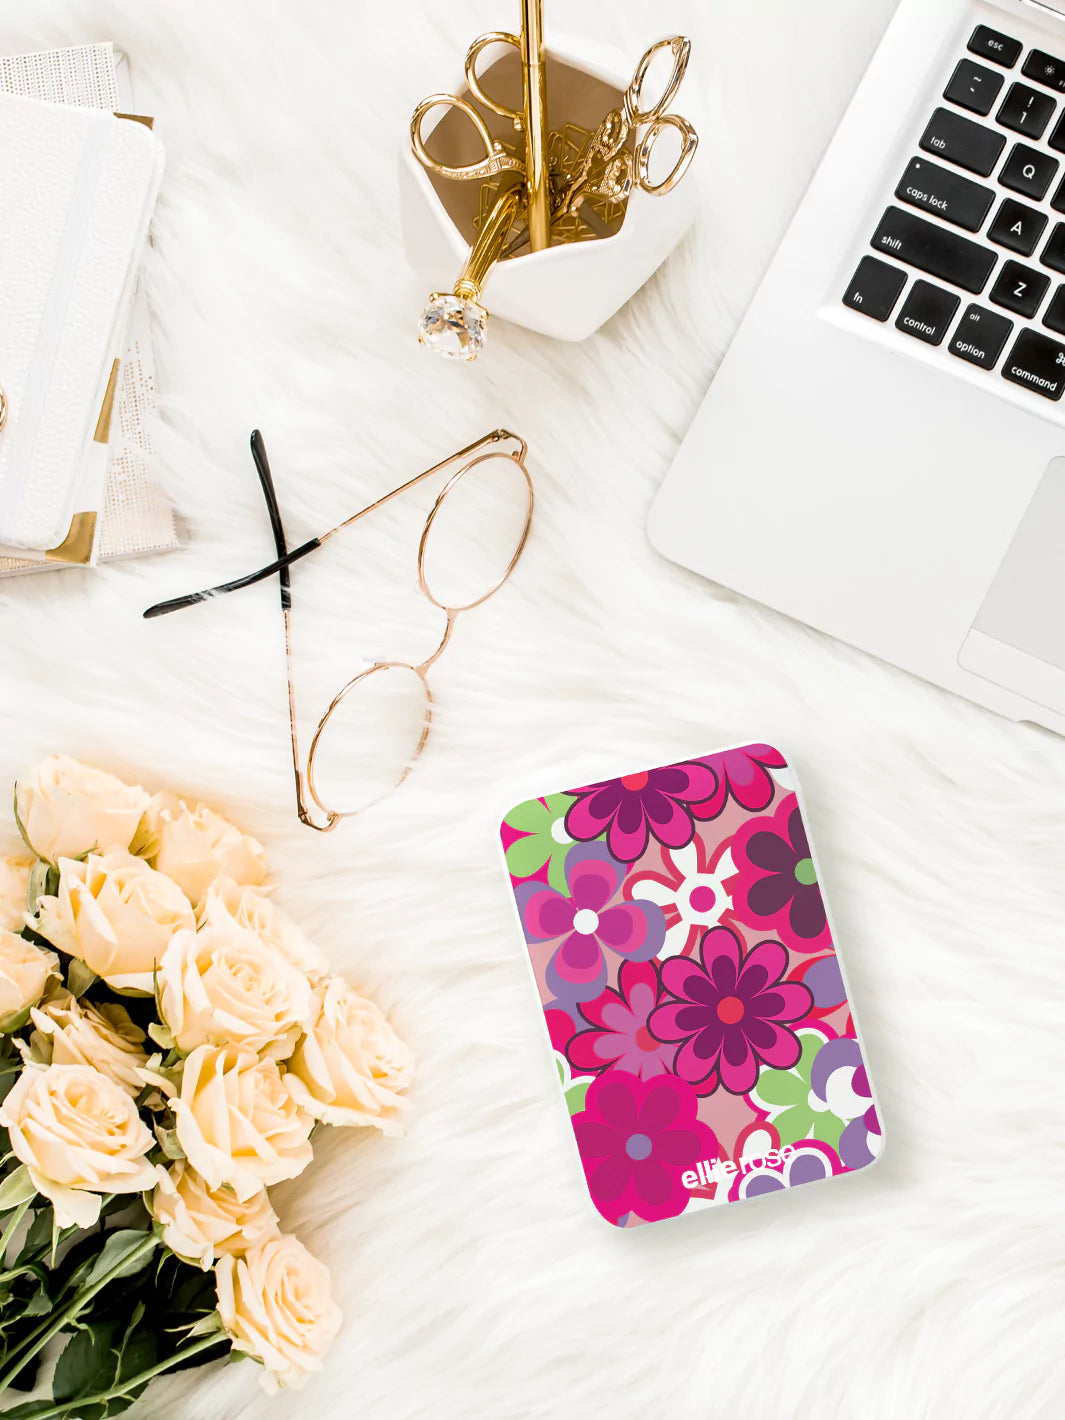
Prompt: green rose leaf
<box><xmin>0</xmin><ymin>1165</ymin><xmax>38</xmax><ymax>1212</ymax></box>
<box><xmin>87</xmin><ymin>1230</ymin><xmax>157</xmax><ymax>1287</ymax></box>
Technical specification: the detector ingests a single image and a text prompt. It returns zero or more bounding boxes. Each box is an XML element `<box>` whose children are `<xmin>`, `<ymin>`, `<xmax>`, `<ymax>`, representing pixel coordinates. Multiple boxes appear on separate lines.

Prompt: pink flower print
<box><xmin>515</xmin><ymin>844</ymin><xmax>666</xmax><ymax>1009</ymax></box>
<box><xmin>650</xmin><ymin>925</ymin><xmax>813</xmax><ymax>1097</ymax></box>
<box><xmin>564</xmin><ymin>760</ymin><xmax>719</xmax><ymax>864</ymax></box>
<box><xmin>625</xmin><ymin>835</ymin><xmax>735</xmax><ymax>959</ymax></box>
<box><xmin>692</xmin><ymin>744</ymin><xmax>787</xmax><ymax>821</ymax></box>
<box><xmin>572</xmin><ymin>1070</ymin><xmax>719</xmax><ymax>1226</ymax></box>
<box><xmin>729</xmin><ymin>794</ymin><xmax>832</xmax><ymax>955</ymax></box>
<box><xmin>567</xmin><ymin>961</ymin><xmax>676</xmax><ymax>1081</ymax></box>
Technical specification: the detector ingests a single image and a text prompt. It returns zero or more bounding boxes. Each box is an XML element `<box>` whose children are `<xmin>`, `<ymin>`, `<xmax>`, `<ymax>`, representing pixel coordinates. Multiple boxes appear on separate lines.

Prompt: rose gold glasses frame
<box><xmin>144</xmin><ymin>428</ymin><xmax>532</xmax><ymax>832</ymax></box>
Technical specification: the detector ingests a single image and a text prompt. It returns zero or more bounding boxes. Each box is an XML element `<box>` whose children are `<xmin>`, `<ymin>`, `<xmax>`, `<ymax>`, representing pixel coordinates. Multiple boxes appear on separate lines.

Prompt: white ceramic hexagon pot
<box><xmin>400</xmin><ymin>35</ymin><xmax>700</xmax><ymax>346</ymax></box>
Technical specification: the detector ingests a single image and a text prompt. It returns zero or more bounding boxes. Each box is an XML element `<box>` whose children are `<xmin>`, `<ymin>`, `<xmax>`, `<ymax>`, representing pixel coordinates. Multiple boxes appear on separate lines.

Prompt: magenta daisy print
<box><xmin>501</xmin><ymin>743</ymin><xmax>882</xmax><ymax>1229</ymax></box>
<box><xmin>564</xmin><ymin>759</ymin><xmax>718</xmax><ymax>863</ymax></box>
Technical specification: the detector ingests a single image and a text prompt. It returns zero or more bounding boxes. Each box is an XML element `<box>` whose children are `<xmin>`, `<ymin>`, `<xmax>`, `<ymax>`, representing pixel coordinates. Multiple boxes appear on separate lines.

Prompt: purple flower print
<box><xmin>810</xmin><ymin>1036</ymin><xmax>883</xmax><ymax>1170</ymax></box>
<box><xmin>572</xmin><ymin>1070</ymin><xmax>719</xmax><ymax>1226</ymax></box>
<box><xmin>692</xmin><ymin>744</ymin><xmax>787</xmax><ymax>821</ymax></box>
<box><xmin>729</xmin><ymin>794</ymin><xmax>832</xmax><ymax>955</ymax></box>
<box><xmin>564</xmin><ymin>760</ymin><xmax>719</xmax><ymax>864</ymax></box>
<box><xmin>515</xmin><ymin>844</ymin><xmax>665</xmax><ymax>1008</ymax></box>
<box><xmin>568</xmin><ymin>961</ymin><xmax>675</xmax><ymax>1081</ymax></box>
<box><xmin>649</xmin><ymin>925</ymin><xmax>813</xmax><ymax>1097</ymax></box>
<box><xmin>727</xmin><ymin>1140</ymin><xmax>844</xmax><ymax>1203</ymax></box>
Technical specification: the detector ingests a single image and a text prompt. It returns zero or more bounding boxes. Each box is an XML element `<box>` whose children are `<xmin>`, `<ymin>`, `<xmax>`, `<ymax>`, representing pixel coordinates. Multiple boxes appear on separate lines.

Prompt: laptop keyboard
<box><xmin>843</xmin><ymin>22</ymin><xmax>1065</xmax><ymax>403</ymax></box>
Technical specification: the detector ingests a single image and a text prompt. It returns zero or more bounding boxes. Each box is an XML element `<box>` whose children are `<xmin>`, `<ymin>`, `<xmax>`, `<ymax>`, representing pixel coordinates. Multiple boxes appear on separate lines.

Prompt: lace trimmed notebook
<box><xmin>0</xmin><ymin>43</ymin><xmax>177</xmax><ymax>577</ymax></box>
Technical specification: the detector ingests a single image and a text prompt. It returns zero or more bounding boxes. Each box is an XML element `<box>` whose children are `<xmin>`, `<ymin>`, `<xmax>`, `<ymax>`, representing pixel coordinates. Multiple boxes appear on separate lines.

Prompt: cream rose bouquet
<box><xmin>0</xmin><ymin>757</ymin><xmax>412</xmax><ymax>1417</ymax></box>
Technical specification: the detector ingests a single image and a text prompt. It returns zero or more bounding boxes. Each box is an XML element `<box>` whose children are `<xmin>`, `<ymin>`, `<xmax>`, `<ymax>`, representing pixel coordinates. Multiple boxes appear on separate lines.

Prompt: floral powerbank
<box><xmin>500</xmin><ymin>745</ymin><xmax>883</xmax><ymax>1229</ymax></box>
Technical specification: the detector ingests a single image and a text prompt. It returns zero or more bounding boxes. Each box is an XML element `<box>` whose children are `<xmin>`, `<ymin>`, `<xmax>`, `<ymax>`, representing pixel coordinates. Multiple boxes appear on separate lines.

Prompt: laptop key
<box><xmin>1000</xmin><ymin>144</ymin><xmax>1060</xmax><ymax>201</ymax></box>
<box><xmin>1001</xmin><ymin>328</ymin><xmax>1065</xmax><ymax>399</ymax></box>
<box><xmin>1022</xmin><ymin>49</ymin><xmax>1065</xmax><ymax>95</ymax></box>
<box><xmin>988</xmin><ymin>198</ymin><xmax>1048</xmax><ymax>255</ymax></box>
<box><xmin>944</xmin><ymin>59</ymin><xmax>1004</xmax><ymax>116</ymax></box>
<box><xmin>842</xmin><ymin>257</ymin><xmax>907</xmax><ymax>321</ymax></box>
<box><xmin>949</xmin><ymin>304</ymin><xmax>1014</xmax><ymax>368</ymax></box>
<box><xmin>1043</xmin><ymin>286</ymin><xmax>1065</xmax><ymax>336</ymax></box>
<box><xmin>895</xmin><ymin>281</ymin><xmax>961</xmax><ymax>346</ymax></box>
<box><xmin>990</xmin><ymin>260</ymin><xmax>1051</xmax><ymax>318</ymax></box>
<box><xmin>895</xmin><ymin>157</ymin><xmax>994</xmax><ymax>231</ymax></box>
<box><xmin>920</xmin><ymin>107</ymin><xmax>1006</xmax><ymax>177</ymax></box>
<box><xmin>997</xmin><ymin>84</ymin><xmax>1056</xmax><ymax>139</ymax></box>
<box><xmin>969</xmin><ymin>26</ymin><xmax>1022</xmax><ymax>70</ymax></box>
<box><xmin>1041</xmin><ymin>222</ymin><xmax>1065</xmax><ymax>274</ymax></box>
<box><xmin>870</xmin><ymin>207</ymin><xmax>997</xmax><ymax>293</ymax></box>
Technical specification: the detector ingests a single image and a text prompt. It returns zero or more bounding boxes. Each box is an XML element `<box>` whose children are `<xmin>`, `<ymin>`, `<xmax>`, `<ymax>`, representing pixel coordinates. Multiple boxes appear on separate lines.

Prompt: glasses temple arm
<box><xmin>141</xmin><ymin>538</ymin><xmax>321</xmax><ymax>619</ymax></box>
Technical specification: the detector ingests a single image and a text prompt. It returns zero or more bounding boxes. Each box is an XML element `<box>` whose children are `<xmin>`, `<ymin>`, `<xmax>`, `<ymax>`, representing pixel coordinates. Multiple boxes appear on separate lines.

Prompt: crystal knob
<box><xmin>418</xmin><ymin>293</ymin><xmax>489</xmax><ymax>362</ymax></box>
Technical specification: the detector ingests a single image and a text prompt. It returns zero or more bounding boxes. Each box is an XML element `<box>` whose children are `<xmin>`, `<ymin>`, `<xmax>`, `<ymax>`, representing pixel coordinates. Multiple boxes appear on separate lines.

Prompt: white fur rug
<box><xmin>1</xmin><ymin>1</ymin><xmax>1064</xmax><ymax>1416</ymax></box>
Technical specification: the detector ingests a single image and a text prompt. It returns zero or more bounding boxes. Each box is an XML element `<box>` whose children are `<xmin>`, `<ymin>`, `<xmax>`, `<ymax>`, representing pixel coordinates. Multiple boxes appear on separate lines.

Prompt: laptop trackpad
<box><xmin>958</xmin><ymin>456</ymin><xmax>1065</xmax><ymax>714</ymax></box>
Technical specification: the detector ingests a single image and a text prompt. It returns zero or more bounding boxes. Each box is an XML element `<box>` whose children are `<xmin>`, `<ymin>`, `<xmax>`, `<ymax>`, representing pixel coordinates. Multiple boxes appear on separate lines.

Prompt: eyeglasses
<box><xmin>144</xmin><ymin>429</ymin><xmax>533</xmax><ymax>831</ymax></box>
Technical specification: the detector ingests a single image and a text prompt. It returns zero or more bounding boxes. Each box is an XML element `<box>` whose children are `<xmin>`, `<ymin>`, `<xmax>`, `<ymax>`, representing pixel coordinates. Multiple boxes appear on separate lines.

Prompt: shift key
<box><xmin>895</xmin><ymin>156</ymin><xmax>994</xmax><ymax>231</ymax></box>
<box><xmin>920</xmin><ymin>105</ymin><xmax>1006</xmax><ymax>176</ymax></box>
<box><xmin>871</xmin><ymin>207</ymin><xmax>997</xmax><ymax>293</ymax></box>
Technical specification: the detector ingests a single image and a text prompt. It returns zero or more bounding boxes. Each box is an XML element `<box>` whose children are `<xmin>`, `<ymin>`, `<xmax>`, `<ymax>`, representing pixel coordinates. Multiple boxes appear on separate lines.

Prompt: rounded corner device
<box><xmin>499</xmin><ymin>742</ymin><xmax>882</xmax><ymax>1231</ymax></box>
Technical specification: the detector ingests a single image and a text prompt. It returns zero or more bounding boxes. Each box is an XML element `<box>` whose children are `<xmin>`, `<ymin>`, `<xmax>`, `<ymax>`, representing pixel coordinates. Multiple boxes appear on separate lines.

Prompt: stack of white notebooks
<box><xmin>0</xmin><ymin>41</ymin><xmax>176</xmax><ymax>578</ymax></box>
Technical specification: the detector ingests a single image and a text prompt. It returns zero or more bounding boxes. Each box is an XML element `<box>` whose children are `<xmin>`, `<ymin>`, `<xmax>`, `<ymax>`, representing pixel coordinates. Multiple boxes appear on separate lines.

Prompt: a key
<box><xmin>1040</xmin><ymin>222</ymin><xmax>1065</xmax><ymax>274</ymax></box>
<box><xmin>945</xmin><ymin>60</ymin><xmax>1007</xmax><ymax>120</ymax></box>
<box><xmin>997</xmin><ymin>83</ymin><xmax>1056</xmax><ymax>139</ymax></box>
<box><xmin>897</xmin><ymin>156</ymin><xmax>999</xmax><ymax>230</ymax></box>
<box><xmin>945</xmin><ymin>59</ymin><xmax>1004</xmax><ymax>116</ymax></box>
<box><xmin>842</xmin><ymin>256</ymin><xmax>907</xmax><ymax>321</ymax></box>
<box><xmin>894</xmin><ymin>157</ymin><xmax>994</xmax><ymax>231</ymax></box>
<box><xmin>969</xmin><ymin>26</ymin><xmax>1023</xmax><ymax>70</ymax></box>
<box><xmin>999</xmin><ymin>144</ymin><xmax>1060</xmax><ymax>201</ymax></box>
<box><xmin>1001</xmin><ymin>328</ymin><xmax>1065</xmax><ymax>399</ymax></box>
<box><xmin>1049</xmin><ymin>112</ymin><xmax>1065</xmax><ymax>155</ymax></box>
<box><xmin>949</xmin><ymin>304</ymin><xmax>1014</xmax><ymax>368</ymax></box>
<box><xmin>1043</xmin><ymin>286</ymin><xmax>1065</xmax><ymax>336</ymax></box>
<box><xmin>920</xmin><ymin>107</ymin><xmax>1006</xmax><ymax>177</ymax></box>
<box><xmin>988</xmin><ymin>198</ymin><xmax>1048</xmax><ymax>256</ymax></box>
<box><xmin>990</xmin><ymin>260</ymin><xmax>1051</xmax><ymax>317</ymax></box>
<box><xmin>1022</xmin><ymin>49</ymin><xmax>1065</xmax><ymax>95</ymax></box>
<box><xmin>895</xmin><ymin>280</ymin><xmax>961</xmax><ymax>345</ymax></box>
<box><xmin>870</xmin><ymin>207</ymin><xmax>997</xmax><ymax>293</ymax></box>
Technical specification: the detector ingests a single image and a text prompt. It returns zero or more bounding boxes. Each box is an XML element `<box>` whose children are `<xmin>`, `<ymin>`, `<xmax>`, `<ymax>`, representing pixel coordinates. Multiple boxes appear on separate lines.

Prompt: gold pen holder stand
<box><xmin>400</xmin><ymin>35</ymin><xmax>700</xmax><ymax>347</ymax></box>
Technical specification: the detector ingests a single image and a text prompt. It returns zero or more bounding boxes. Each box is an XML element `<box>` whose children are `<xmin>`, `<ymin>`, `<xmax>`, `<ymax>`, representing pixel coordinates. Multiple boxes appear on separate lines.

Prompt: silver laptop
<box><xmin>650</xmin><ymin>0</ymin><xmax>1065</xmax><ymax>734</ymax></box>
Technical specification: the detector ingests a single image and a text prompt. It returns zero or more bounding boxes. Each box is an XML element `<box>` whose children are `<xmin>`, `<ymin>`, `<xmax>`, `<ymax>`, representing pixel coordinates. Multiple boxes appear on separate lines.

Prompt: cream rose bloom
<box><xmin>159</xmin><ymin>1045</ymin><xmax>313</xmax><ymax>1200</ymax></box>
<box><xmin>216</xmin><ymin>1235</ymin><xmax>342</xmax><ymax>1392</ymax></box>
<box><xmin>135</xmin><ymin>794</ymin><xmax>268</xmax><ymax>906</ymax></box>
<box><xmin>285</xmin><ymin>978</ymin><xmax>413</xmax><ymax>1133</ymax></box>
<box><xmin>34</xmin><ymin>848</ymin><xmax>195</xmax><ymax>994</ymax></box>
<box><xmin>0</xmin><ymin>1063</ymin><xmax>158</xmax><ymax>1228</ymax></box>
<box><xmin>158</xmin><ymin>922</ymin><xmax>312</xmax><ymax>1059</ymax></box>
<box><xmin>151</xmin><ymin>1161</ymin><xmax>279</xmax><ymax>1270</ymax></box>
<box><xmin>0</xmin><ymin>929</ymin><xmax>59</xmax><ymax>1029</ymax></box>
<box><xmin>25</xmin><ymin>994</ymin><xmax>148</xmax><ymax>1094</ymax></box>
<box><xmin>15</xmin><ymin>756</ymin><xmax>150</xmax><ymax>865</ymax></box>
<box><xmin>0</xmin><ymin>853</ymin><xmax>33</xmax><ymax>933</ymax></box>
<box><xmin>199</xmin><ymin>879</ymin><xmax>328</xmax><ymax>980</ymax></box>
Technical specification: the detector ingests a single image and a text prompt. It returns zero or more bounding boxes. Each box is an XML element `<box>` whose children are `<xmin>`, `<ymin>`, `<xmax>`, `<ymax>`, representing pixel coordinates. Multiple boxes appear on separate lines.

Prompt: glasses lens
<box><xmin>419</xmin><ymin>452</ymin><xmax>532</xmax><ymax>612</ymax></box>
<box><xmin>307</xmin><ymin>664</ymin><xmax>431</xmax><ymax>818</ymax></box>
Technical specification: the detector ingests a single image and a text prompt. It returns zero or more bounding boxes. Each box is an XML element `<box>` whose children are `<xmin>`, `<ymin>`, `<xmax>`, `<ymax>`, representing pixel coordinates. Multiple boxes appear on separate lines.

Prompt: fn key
<box><xmin>843</xmin><ymin>257</ymin><xmax>906</xmax><ymax>321</ymax></box>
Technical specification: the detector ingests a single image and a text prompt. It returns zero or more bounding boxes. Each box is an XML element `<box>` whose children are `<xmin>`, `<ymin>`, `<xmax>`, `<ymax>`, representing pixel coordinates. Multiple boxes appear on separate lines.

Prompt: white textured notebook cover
<box><xmin>0</xmin><ymin>43</ymin><xmax>176</xmax><ymax>575</ymax></box>
<box><xmin>0</xmin><ymin>91</ymin><xmax>163</xmax><ymax>550</ymax></box>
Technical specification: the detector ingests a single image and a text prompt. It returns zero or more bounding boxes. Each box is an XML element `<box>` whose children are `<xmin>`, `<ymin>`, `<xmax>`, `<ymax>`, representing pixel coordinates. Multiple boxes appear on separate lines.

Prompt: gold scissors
<box><xmin>410</xmin><ymin>32</ymin><xmax>530</xmax><ymax>184</ymax></box>
<box><xmin>555</xmin><ymin>37</ymin><xmax>699</xmax><ymax>218</ymax></box>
